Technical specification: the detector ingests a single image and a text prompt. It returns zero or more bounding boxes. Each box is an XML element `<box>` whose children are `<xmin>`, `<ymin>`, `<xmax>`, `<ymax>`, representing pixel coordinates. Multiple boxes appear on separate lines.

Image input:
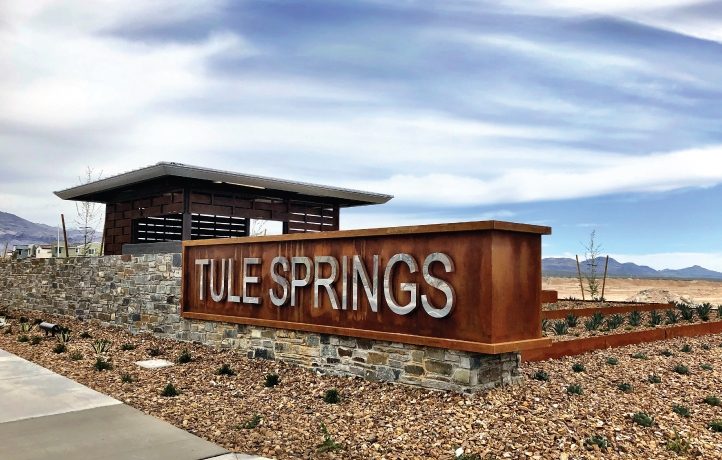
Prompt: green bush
<box><xmin>572</xmin><ymin>363</ymin><xmax>585</xmax><ymax>373</ymax></box>
<box><xmin>666</xmin><ymin>431</ymin><xmax>690</xmax><ymax>455</ymax></box>
<box><xmin>147</xmin><ymin>347</ymin><xmax>162</xmax><ymax>357</ymax></box>
<box><xmin>53</xmin><ymin>343</ymin><xmax>67</xmax><ymax>354</ymax></box>
<box><xmin>648</xmin><ymin>374</ymin><xmax>661</xmax><ymax>384</ymax></box>
<box><xmin>91</xmin><ymin>339</ymin><xmax>112</xmax><ymax>354</ymax></box>
<box><xmin>709</xmin><ymin>420</ymin><xmax>722</xmax><ymax>433</ymax></box>
<box><xmin>631</xmin><ymin>352</ymin><xmax>648</xmax><ymax>360</ymax></box>
<box><xmin>324</xmin><ymin>389</ymin><xmax>341</xmax><ymax>404</ymax></box>
<box><xmin>673</xmin><ymin>364</ymin><xmax>689</xmax><ymax>375</ymax></box>
<box><xmin>216</xmin><ymin>363</ymin><xmax>236</xmax><ymax>376</ymax></box>
<box><xmin>161</xmin><ymin>383</ymin><xmax>179</xmax><ymax>397</ymax></box>
<box><xmin>552</xmin><ymin>320</ymin><xmax>569</xmax><ymax>336</ymax></box>
<box><xmin>532</xmin><ymin>370</ymin><xmax>549</xmax><ymax>381</ymax></box>
<box><xmin>94</xmin><ymin>357</ymin><xmax>112</xmax><ymax>371</ymax></box>
<box><xmin>660</xmin><ymin>349</ymin><xmax>674</xmax><ymax>357</ymax></box>
<box><xmin>665</xmin><ymin>309</ymin><xmax>679</xmax><ymax>325</ymax></box>
<box><xmin>632</xmin><ymin>412</ymin><xmax>654</xmax><ymax>427</ymax></box>
<box><xmin>701</xmin><ymin>363</ymin><xmax>713</xmax><ymax>371</ymax></box>
<box><xmin>627</xmin><ymin>310</ymin><xmax>642</xmax><ymax>327</ymax></box>
<box><xmin>672</xmin><ymin>404</ymin><xmax>690</xmax><ymax>418</ymax></box>
<box><xmin>239</xmin><ymin>414</ymin><xmax>261</xmax><ymax>430</ymax></box>
<box><xmin>264</xmin><ymin>373</ymin><xmax>280</xmax><ymax>387</ymax></box>
<box><xmin>697</xmin><ymin>303</ymin><xmax>712</xmax><ymax>321</ymax></box>
<box><xmin>30</xmin><ymin>336</ymin><xmax>42</xmax><ymax>345</ymax></box>
<box><xmin>648</xmin><ymin>310</ymin><xmax>662</xmax><ymax>326</ymax></box>
<box><xmin>678</xmin><ymin>304</ymin><xmax>695</xmax><ymax>322</ymax></box>
<box><xmin>541</xmin><ymin>319</ymin><xmax>550</xmax><ymax>333</ymax></box>
<box><xmin>584</xmin><ymin>434</ymin><xmax>608</xmax><ymax>451</ymax></box>
<box><xmin>617</xmin><ymin>383</ymin><xmax>633</xmax><ymax>393</ymax></box>
<box><xmin>177</xmin><ymin>349</ymin><xmax>192</xmax><ymax>364</ymax></box>
<box><xmin>69</xmin><ymin>351</ymin><xmax>83</xmax><ymax>361</ymax></box>
<box><xmin>680</xmin><ymin>344</ymin><xmax>692</xmax><ymax>353</ymax></box>
<box><xmin>566</xmin><ymin>384</ymin><xmax>583</xmax><ymax>395</ymax></box>
<box><xmin>316</xmin><ymin>422</ymin><xmax>343</xmax><ymax>453</ymax></box>
<box><xmin>606</xmin><ymin>314</ymin><xmax>624</xmax><ymax>330</ymax></box>
<box><xmin>606</xmin><ymin>357</ymin><xmax>618</xmax><ymax>366</ymax></box>
<box><xmin>703</xmin><ymin>396</ymin><xmax>721</xmax><ymax>407</ymax></box>
<box><xmin>121</xmin><ymin>373</ymin><xmax>135</xmax><ymax>383</ymax></box>
<box><xmin>120</xmin><ymin>343</ymin><xmax>136</xmax><ymax>351</ymax></box>
<box><xmin>585</xmin><ymin>312</ymin><xmax>604</xmax><ymax>331</ymax></box>
<box><xmin>565</xmin><ymin>313</ymin><xmax>578</xmax><ymax>328</ymax></box>
<box><xmin>79</xmin><ymin>331</ymin><xmax>92</xmax><ymax>339</ymax></box>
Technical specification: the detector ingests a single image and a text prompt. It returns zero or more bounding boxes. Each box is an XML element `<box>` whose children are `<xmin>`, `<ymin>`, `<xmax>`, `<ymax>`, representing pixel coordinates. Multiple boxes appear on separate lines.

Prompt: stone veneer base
<box><xmin>0</xmin><ymin>255</ymin><xmax>521</xmax><ymax>392</ymax></box>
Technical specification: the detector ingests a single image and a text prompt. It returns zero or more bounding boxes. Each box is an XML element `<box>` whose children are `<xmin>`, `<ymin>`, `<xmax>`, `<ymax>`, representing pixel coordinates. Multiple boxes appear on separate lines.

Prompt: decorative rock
<box><xmin>135</xmin><ymin>359</ymin><xmax>174</xmax><ymax>369</ymax></box>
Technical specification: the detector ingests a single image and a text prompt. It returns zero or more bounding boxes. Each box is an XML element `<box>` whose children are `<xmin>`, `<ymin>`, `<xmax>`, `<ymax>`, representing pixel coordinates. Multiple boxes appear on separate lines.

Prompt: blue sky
<box><xmin>1</xmin><ymin>1</ymin><xmax>722</xmax><ymax>269</ymax></box>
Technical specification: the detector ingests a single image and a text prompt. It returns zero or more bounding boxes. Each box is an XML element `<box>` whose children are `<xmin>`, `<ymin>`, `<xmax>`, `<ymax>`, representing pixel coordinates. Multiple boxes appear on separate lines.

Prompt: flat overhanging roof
<box><xmin>54</xmin><ymin>162</ymin><xmax>393</xmax><ymax>207</ymax></box>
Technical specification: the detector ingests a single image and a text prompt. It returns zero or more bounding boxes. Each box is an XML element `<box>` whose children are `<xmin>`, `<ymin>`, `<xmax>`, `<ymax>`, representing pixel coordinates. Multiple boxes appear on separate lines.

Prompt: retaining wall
<box><xmin>0</xmin><ymin>255</ymin><xmax>520</xmax><ymax>392</ymax></box>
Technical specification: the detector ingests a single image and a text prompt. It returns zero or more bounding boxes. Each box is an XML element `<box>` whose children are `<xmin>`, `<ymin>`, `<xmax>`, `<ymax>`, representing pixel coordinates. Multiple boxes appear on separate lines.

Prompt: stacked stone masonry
<box><xmin>0</xmin><ymin>255</ymin><xmax>521</xmax><ymax>392</ymax></box>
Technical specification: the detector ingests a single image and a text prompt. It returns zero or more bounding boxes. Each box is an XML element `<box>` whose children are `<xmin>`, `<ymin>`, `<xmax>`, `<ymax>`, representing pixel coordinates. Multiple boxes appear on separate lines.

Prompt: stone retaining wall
<box><xmin>0</xmin><ymin>255</ymin><xmax>521</xmax><ymax>392</ymax></box>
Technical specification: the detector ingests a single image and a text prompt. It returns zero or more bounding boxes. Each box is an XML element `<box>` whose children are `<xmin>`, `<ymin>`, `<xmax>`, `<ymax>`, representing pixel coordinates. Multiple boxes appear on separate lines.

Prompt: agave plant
<box><xmin>696</xmin><ymin>303</ymin><xmax>712</xmax><ymax>322</ymax></box>
<box><xmin>606</xmin><ymin>314</ymin><xmax>624</xmax><ymax>330</ymax></box>
<box><xmin>665</xmin><ymin>309</ymin><xmax>679</xmax><ymax>325</ymax></box>
<box><xmin>627</xmin><ymin>310</ymin><xmax>642</xmax><ymax>327</ymax></box>
<box><xmin>565</xmin><ymin>313</ymin><xmax>578</xmax><ymax>328</ymax></box>
<box><xmin>91</xmin><ymin>339</ymin><xmax>112</xmax><ymax>355</ymax></box>
<box><xmin>552</xmin><ymin>320</ymin><xmax>569</xmax><ymax>336</ymax></box>
<box><xmin>57</xmin><ymin>329</ymin><xmax>71</xmax><ymax>345</ymax></box>
<box><xmin>648</xmin><ymin>310</ymin><xmax>662</xmax><ymax>326</ymax></box>
<box><xmin>678</xmin><ymin>303</ymin><xmax>695</xmax><ymax>322</ymax></box>
<box><xmin>19</xmin><ymin>322</ymin><xmax>32</xmax><ymax>333</ymax></box>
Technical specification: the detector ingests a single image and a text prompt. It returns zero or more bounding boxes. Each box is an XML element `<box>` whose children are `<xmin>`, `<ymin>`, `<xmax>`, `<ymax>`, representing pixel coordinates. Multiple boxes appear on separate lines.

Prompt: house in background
<box><xmin>35</xmin><ymin>245</ymin><xmax>53</xmax><ymax>259</ymax></box>
<box><xmin>12</xmin><ymin>245</ymin><xmax>32</xmax><ymax>260</ymax></box>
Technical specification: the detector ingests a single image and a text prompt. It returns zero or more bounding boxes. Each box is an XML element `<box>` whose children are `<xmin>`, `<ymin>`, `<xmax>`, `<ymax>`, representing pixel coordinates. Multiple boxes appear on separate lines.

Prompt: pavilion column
<box><xmin>182</xmin><ymin>187</ymin><xmax>192</xmax><ymax>240</ymax></box>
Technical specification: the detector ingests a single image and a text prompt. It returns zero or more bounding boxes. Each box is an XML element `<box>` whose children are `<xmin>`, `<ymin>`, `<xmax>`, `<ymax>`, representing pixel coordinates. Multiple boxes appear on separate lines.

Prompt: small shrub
<box><xmin>79</xmin><ymin>331</ymin><xmax>92</xmax><ymax>339</ymax></box>
<box><xmin>17</xmin><ymin>334</ymin><xmax>29</xmax><ymax>343</ymax></box>
<box><xmin>617</xmin><ymin>382</ymin><xmax>633</xmax><ymax>393</ymax></box>
<box><xmin>532</xmin><ymin>370</ymin><xmax>549</xmax><ymax>381</ymax></box>
<box><xmin>680</xmin><ymin>344</ymin><xmax>692</xmax><ymax>353</ymax></box>
<box><xmin>147</xmin><ymin>347</ymin><xmax>162</xmax><ymax>357</ymax></box>
<box><xmin>324</xmin><ymin>389</ymin><xmax>341</xmax><ymax>404</ymax></box>
<box><xmin>3</xmin><ymin>325</ymin><xmax>11</xmax><ymax>335</ymax></box>
<box><xmin>697</xmin><ymin>303</ymin><xmax>712</xmax><ymax>321</ymax></box>
<box><xmin>627</xmin><ymin>310</ymin><xmax>642</xmax><ymax>327</ymax></box>
<box><xmin>673</xmin><ymin>364</ymin><xmax>689</xmax><ymax>375</ymax></box>
<box><xmin>565</xmin><ymin>313</ymin><xmax>578</xmax><ymax>328</ymax></box>
<box><xmin>19</xmin><ymin>316</ymin><xmax>28</xmax><ymax>323</ymax></box>
<box><xmin>30</xmin><ymin>335</ymin><xmax>42</xmax><ymax>345</ymax></box>
<box><xmin>53</xmin><ymin>343</ymin><xmax>67</xmax><ymax>354</ymax></box>
<box><xmin>239</xmin><ymin>414</ymin><xmax>261</xmax><ymax>429</ymax></box>
<box><xmin>541</xmin><ymin>319</ymin><xmax>550</xmax><ymax>333</ymax></box>
<box><xmin>69</xmin><ymin>351</ymin><xmax>83</xmax><ymax>361</ymax></box>
<box><xmin>672</xmin><ymin>404</ymin><xmax>690</xmax><ymax>418</ymax></box>
<box><xmin>120</xmin><ymin>343</ymin><xmax>136</xmax><ymax>351</ymax></box>
<box><xmin>709</xmin><ymin>420</ymin><xmax>722</xmax><ymax>433</ymax></box>
<box><xmin>632</xmin><ymin>412</ymin><xmax>654</xmax><ymax>427</ymax></box>
<box><xmin>572</xmin><ymin>363</ymin><xmax>585</xmax><ymax>373</ymax></box>
<box><xmin>566</xmin><ymin>384</ymin><xmax>583</xmax><ymax>395</ymax></box>
<box><xmin>661</xmin><ymin>349</ymin><xmax>674</xmax><ymax>357</ymax></box>
<box><xmin>678</xmin><ymin>304</ymin><xmax>695</xmax><ymax>322</ymax></box>
<box><xmin>666</xmin><ymin>431</ymin><xmax>690</xmax><ymax>455</ymax></box>
<box><xmin>265</xmin><ymin>373</ymin><xmax>280</xmax><ymax>387</ymax></box>
<box><xmin>552</xmin><ymin>320</ymin><xmax>569</xmax><ymax>336</ymax></box>
<box><xmin>702</xmin><ymin>343</ymin><xmax>711</xmax><ymax>350</ymax></box>
<box><xmin>648</xmin><ymin>374</ymin><xmax>661</xmax><ymax>384</ymax></box>
<box><xmin>177</xmin><ymin>349</ymin><xmax>192</xmax><ymax>364</ymax></box>
<box><xmin>648</xmin><ymin>310</ymin><xmax>662</xmax><ymax>326</ymax></box>
<box><xmin>631</xmin><ymin>352</ymin><xmax>648</xmax><ymax>360</ymax></box>
<box><xmin>606</xmin><ymin>357</ymin><xmax>618</xmax><ymax>366</ymax></box>
<box><xmin>57</xmin><ymin>329</ymin><xmax>71</xmax><ymax>345</ymax></box>
<box><xmin>456</xmin><ymin>453</ymin><xmax>481</xmax><ymax>460</ymax></box>
<box><xmin>121</xmin><ymin>373</ymin><xmax>135</xmax><ymax>383</ymax></box>
<box><xmin>94</xmin><ymin>357</ymin><xmax>113</xmax><ymax>371</ymax></box>
<box><xmin>584</xmin><ymin>318</ymin><xmax>599</xmax><ymax>332</ymax></box>
<box><xmin>216</xmin><ymin>363</ymin><xmax>236</xmax><ymax>376</ymax></box>
<box><xmin>665</xmin><ymin>309</ymin><xmax>679</xmax><ymax>325</ymax></box>
<box><xmin>316</xmin><ymin>423</ymin><xmax>343</xmax><ymax>453</ymax></box>
<box><xmin>92</xmin><ymin>339</ymin><xmax>112</xmax><ymax>354</ymax></box>
<box><xmin>606</xmin><ymin>314</ymin><xmax>624</xmax><ymax>330</ymax></box>
<box><xmin>584</xmin><ymin>434</ymin><xmax>609</xmax><ymax>451</ymax></box>
<box><xmin>703</xmin><ymin>396</ymin><xmax>721</xmax><ymax>407</ymax></box>
<box><xmin>161</xmin><ymin>383</ymin><xmax>179</xmax><ymax>397</ymax></box>
<box><xmin>701</xmin><ymin>363</ymin><xmax>713</xmax><ymax>371</ymax></box>
<box><xmin>19</xmin><ymin>322</ymin><xmax>32</xmax><ymax>333</ymax></box>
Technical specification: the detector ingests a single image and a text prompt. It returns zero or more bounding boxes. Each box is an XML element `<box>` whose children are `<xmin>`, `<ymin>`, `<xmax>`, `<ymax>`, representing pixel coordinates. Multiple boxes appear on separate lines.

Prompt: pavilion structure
<box><xmin>55</xmin><ymin>162</ymin><xmax>392</xmax><ymax>255</ymax></box>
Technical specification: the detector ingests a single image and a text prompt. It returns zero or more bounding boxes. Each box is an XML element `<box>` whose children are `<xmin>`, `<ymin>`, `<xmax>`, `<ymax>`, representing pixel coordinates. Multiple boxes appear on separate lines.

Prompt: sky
<box><xmin>2</xmin><ymin>1</ymin><xmax>722</xmax><ymax>270</ymax></box>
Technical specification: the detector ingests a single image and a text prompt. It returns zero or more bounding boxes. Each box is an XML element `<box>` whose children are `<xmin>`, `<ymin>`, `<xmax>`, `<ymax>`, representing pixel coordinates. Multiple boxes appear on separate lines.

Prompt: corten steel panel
<box><xmin>181</xmin><ymin>221</ymin><xmax>552</xmax><ymax>353</ymax></box>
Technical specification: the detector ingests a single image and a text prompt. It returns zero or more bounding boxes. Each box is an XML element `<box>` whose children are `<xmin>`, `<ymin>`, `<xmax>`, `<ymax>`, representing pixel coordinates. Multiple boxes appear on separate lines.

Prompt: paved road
<box><xmin>0</xmin><ymin>348</ymin><xmax>269</xmax><ymax>460</ymax></box>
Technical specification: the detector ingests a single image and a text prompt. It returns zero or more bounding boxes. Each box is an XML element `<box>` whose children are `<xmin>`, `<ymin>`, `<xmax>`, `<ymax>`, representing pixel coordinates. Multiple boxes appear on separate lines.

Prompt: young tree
<box><xmin>75</xmin><ymin>167</ymin><xmax>104</xmax><ymax>256</ymax></box>
<box><xmin>582</xmin><ymin>230</ymin><xmax>603</xmax><ymax>300</ymax></box>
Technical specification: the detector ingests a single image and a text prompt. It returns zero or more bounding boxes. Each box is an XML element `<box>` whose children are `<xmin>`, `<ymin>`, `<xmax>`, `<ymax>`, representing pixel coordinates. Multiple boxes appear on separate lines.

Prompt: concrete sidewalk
<box><xmin>0</xmin><ymin>348</ymin><xmax>268</xmax><ymax>460</ymax></box>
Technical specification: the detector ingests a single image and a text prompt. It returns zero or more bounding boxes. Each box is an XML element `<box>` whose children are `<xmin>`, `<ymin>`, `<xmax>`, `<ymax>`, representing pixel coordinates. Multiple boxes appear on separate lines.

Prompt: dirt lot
<box><xmin>2</xmin><ymin>310</ymin><xmax>722</xmax><ymax>459</ymax></box>
<box><xmin>544</xmin><ymin>277</ymin><xmax>722</xmax><ymax>304</ymax></box>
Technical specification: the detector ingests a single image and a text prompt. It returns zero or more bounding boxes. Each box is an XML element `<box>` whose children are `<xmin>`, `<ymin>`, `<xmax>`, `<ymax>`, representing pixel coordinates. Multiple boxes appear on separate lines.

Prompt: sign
<box><xmin>181</xmin><ymin>221</ymin><xmax>551</xmax><ymax>354</ymax></box>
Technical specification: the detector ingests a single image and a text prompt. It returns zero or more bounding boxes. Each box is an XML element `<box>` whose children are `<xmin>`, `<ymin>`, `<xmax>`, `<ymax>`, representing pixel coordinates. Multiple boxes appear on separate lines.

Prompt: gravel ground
<box><xmin>542</xmin><ymin>301</ymin><xmax>673</xmax><ymax>311</ymax></box>
<box><xmin>2</xmin><ymin>310</ymin><xmax>722</xmax><ymax>459</ymax></box>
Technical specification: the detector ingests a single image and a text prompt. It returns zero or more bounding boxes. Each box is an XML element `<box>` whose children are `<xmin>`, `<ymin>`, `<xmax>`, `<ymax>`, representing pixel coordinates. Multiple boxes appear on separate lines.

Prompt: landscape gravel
<box><xmin>1</xmin><ymin>310</ymin><xmax>721</xmax><ymax>459</ymax></box>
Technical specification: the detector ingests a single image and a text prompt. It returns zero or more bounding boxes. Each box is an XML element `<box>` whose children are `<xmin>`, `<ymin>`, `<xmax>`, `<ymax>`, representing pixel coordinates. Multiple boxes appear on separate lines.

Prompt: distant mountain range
<box><xmin>0</xmin><ymin>211</ymin><xmax>84</xmax><ymax>247</ymax></box>
<box><xmin>543</xmin><ymin>257</ymin><xmax>722</xmax><ymax>280</ymax></box>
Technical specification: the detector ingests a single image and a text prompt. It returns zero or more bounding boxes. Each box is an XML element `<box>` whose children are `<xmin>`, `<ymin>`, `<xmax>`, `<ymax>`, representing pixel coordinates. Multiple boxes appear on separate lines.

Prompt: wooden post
<box><xmin>99</xmin><ymin>228</ymin><xmax>106</xmax><ymax>257</ymax></box>
<box><xmin>575</xmin><ymin>254</ymin><xmax>586</xmax><ymax>301</ymax></box>
<box><xmin>61</xmin><ymin>214</ymin><xmax>70</xmax><ymax>258</ymax></box>
<box><xmin>181</xmin><ymin>187</ymin><xmax>192</xmax><ymax>241</ymax></box>
<box><xmin>601</xmin><ymin>255</ymin><xmax>610</xmax><ymax>302</ymax></box>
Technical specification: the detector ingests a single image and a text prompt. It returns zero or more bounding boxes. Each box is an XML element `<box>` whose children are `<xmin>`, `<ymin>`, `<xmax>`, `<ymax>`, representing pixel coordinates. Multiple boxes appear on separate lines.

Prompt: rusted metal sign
<box><xmin>181</xmin><ymin>221</ymin><xmax>551</xmax><ymax>354</ymax></box>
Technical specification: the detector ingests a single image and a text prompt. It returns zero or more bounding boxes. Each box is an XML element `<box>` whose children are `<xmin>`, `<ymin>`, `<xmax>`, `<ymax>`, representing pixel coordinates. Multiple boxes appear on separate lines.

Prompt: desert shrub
<box><xmin>69</xmin><ymin>351</ymin><xmax>83</xmax><ymax>361</ymax></box>
<box><xmin>606</xmin><ymin>314</ymin><xmax>624</xmax><ymax>330</ymax></box>
<box><xmin>552</xmin><ymin>320</ymin><xmax>569</xmax><ymax>336</ymax></box>
<box><xmin>565</xmin><ymin>313</ymin><xmax>578</xmax><ymax>328</ymax></box>
<box><xmin>3</xmin><ymin>325</ymin><xmax>11</xmax><ymax>335</ymax></box>
<box><xmin>702</xmin><ymin>343</ymin><xmax>711</xmax><ymax>350</ymax></box>
<box><xmin>19</xmin><ymin>322</ymin><xmax>32</xmax><ymax>333</ymax></box>
<box><xmin>19</xmin><ymin>316</ymin><xmax>28</xmax><ymax>323</ymax></box>
<box><xmin>701</xmin><ymin>363</ymin><xmax>713</xmax><ymax>371</ymax></box>
<box><xmin>627</xmin><ymin>310</ymin><xmax>642</xmax><ymax>327</ymax></box>
<box><xmin>648</xmin><ymin>374</ymin><xmax>662</xmax><ymax>384</ymax></box>
<box><xmin>57</xmin><ymin>329</ymin><xmax>71</xmax><ymax>345</ymax></box>
<box><xmin>316</xmin><ymin>423</ymin><xmax>343</xmax><ymax>453</ymax></box>
<box><xmin>666</xmin><ymin>432</ymin><xmax>690</xmax><ymax>455</ymax></box>
<box><xmin>591</xmin><ymin>312</ymin><xmax>604</xmax><ymax>327</ymax></box>
<box><xmin>631</xmin><ymin>352</ymin><xmax>648</xmax><ymax>360</ymax></box>
<box><xmin>161</xmin><ymin>383</ymin><xmax>179</xmax><ymax>397</ymax></box>
<box><xmin>584</xmin><ymin>318</ymin><xmax>598</xmax><ymax>332</ymax></box>
<box><xmin>17</xmin><ymin>334</ymin><xmax>29</xmax><ymax>343</ymax></box>
<box><xmin>678</xmin><ymin>304</ymin><xmax>695</xmax><ymax>322</ymax></box>
<box><xmin>239</xmin><ymin>414</ymin><xmax>262</xmax><ymax>430</ymax></box>
<box><xmin>660</xmin><ymin>349</ymin><xmax>674</xmax><ymax>357</ymax></box>
<box><xmin>680</xmin><ymin>344</ymin><xmax>692</xmax><ymax>353</ymax></box>
<box><xmin>672</xmin><ymin>404</ymin><xmax>690</xmax><ymax>418</ymax></box>
<box><xmin>648</xmin><ymin>310</ymin><xmax>662</xmax><ymax>326</ymax></box>
<box><xmin>53</xmin><ymin>343</ymin><xmax>67</xmax><ymax>354</ymax></box>
<box><xmin>709</xmin><ymin>420</ymin><xmax>722</xmax><ymax>433</ymax></box>
<box><xmin>606</xmin><ymin>357</ymin><xmax>618</xmax><ymax>366</ymax></box>
<box><xmin>94</xmin><ymin>357</ymin><xmax>112</xmax><ymax>371</ymax></box>
<box><xmin>30</xmin><ymin>335</ymin><xmax>42</xmax><ymax>345</ymax></box>
<box><xmin>697</xmin><ymin>303</ymin><xmax>712</xmax><ymax>321</ymax></box>
<box><xmin>673</xmin><ymin>364</ymin><xmax>689</xmax><ymax>375</ymax></box>
<box><xmin>177</xmin><ymin>349</ymin><xmax>192</xmax><ymax>364</ymax></box>
<box><xmin>566</xmin><ymin>384</ymin><xmax>583</xmax><ymax>395</ymax></box>
<box><xmin>79</xmin><ymin>331</ymin><xmax>92</xmax><ymax>339</ymax></box>
<box><xmin>572</xmin><ymin>363</ymin><xmax>586</xmax><ymax>373</ymax></box>
<box><xmin>665</xmin><ymin>309</ymin><xmax>679</xmax><ymax>325</ymax></box>
<box><xmin>584</xmin><ymin>434</ymin><xmax>609</xmax><ymax>451</ymax></box>
<box><xmin>265</xmin><ymin>373</ymin><xmax>280</xmax><ymax>387</ymax></box>
<box><xmin>147</xmin><ymin>347</ymin><xmax>162</xmax><ymax>357</ymax></box>
<box><xmin>120</xmin><ymin>343</ymin><xmax>136</xmax><ymax>351</ymax></box>
<box><xmin>216</xmin><ymin>363</ymin><xmax>236</xmax><ymax>376</ymax></box>
<box><xmin>121</xmin><ymin>373</ymin><xmax>135</xmax><ymax>383</ymax></box>
<box><xmin>91</xmin><ymin>339</ymin><xmax>112</xmax><ymax>354</ymax></box>
<box><xmin>541</xmin><ymin>319</ymin><xmax>550</xmax><ymax>333</ymax></box>
<box><xmin>617</xmin><ymin>382</ymin><xmax>633</xmax><ymax>393</ymax></box>
<box><xmin>703</xmin><ymin>396</ymin><xmax>721</xmax><ymax>407</ymax></box>
<box><xmin>324</xmin><ymin>389</ymin><xmax>341</xmax><ymax>404</ymax></box>
<box><xmin>632</xmin><ymin>412</ymin><xmax>654</xmax><ymax>427</ymax></box>
<box><xmin>532</xmin><ymin>370</ymin><xmax>549</xmax><ymax>381</ymax></box>
<box><xmin>456</xmin><ymin>453</ymin><xmax>481</xmax><ymax>460</ymax></box>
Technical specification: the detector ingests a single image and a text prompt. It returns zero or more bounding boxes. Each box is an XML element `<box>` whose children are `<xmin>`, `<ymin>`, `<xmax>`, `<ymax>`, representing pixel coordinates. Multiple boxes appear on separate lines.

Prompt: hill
<box><xmin>0</xmin><ymin>211</ymin><xmax>84</xmax><ymax>246</ymax></box>
<box><xmin>543</xmin><ymin>257</ymin><xmax>722</xmax><ymax>280</ymax></box>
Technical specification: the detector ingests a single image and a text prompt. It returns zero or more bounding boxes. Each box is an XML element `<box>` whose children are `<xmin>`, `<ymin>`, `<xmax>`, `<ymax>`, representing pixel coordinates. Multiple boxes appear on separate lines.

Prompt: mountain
<box><xmin>0</xmin><ymin>211</ymin><xmax>84</xmax><ymax>246</ymax></box>
<box><xmin>543</xmin><ymin>257</ymin><xmax>722</xmax><ymax>280</ymax></box>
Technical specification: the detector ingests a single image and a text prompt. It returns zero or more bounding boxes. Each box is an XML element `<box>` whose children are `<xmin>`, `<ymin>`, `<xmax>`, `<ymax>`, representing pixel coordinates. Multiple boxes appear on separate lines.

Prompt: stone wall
<box><xmin>0</xmin><ymin>255</ymin><xmax>521</xmax><ymax>392</ymax></box>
